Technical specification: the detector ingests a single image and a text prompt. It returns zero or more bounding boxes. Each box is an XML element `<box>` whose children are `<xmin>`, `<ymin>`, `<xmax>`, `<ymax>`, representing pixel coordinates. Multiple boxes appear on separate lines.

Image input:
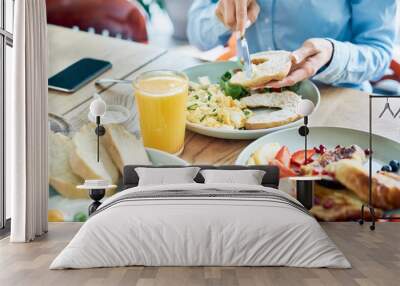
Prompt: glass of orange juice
<box><xmin>133</xmin><ymin>70</ymin><xmax>189</xmax><ymax>155</ymax></box>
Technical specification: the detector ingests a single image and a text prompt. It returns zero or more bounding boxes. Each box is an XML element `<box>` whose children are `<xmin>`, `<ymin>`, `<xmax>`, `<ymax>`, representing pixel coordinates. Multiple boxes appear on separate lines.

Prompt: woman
<box><xmin>187</xmin><ymin>0</ymin><xmax>398</xmax><ymax>91</ymax></box>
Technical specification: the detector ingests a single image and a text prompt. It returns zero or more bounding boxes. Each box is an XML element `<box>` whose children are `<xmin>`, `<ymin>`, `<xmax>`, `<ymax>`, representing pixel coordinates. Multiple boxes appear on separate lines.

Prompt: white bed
<box><xmin>50</xmin><ymin>183</ymin><xmax>350</xmax><ymax>269</ymax></box>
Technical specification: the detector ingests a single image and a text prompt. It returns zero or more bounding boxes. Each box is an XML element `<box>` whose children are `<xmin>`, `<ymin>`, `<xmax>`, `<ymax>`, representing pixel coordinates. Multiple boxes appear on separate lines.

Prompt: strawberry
<box><xmin>291</xmin><ymin>149</ymin><xmax>316</xmax><ymax>166</ymax></box>
<box><xmin>275</xmin><ymin>146</ymin><xmax>291</xmax><ymax>168</ymax></box>
<box><xmin>269</xmin><ymin>159</ymin><xmax>297</xmax><ymax>178</ymax></box>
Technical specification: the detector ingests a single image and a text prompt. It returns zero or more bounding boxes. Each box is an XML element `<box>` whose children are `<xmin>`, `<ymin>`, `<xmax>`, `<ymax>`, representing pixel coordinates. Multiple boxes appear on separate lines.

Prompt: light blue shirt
<box><xmin>187</xmin><ymin>0</ymin><xmax>398</xmax><ymax>91</ymax></box>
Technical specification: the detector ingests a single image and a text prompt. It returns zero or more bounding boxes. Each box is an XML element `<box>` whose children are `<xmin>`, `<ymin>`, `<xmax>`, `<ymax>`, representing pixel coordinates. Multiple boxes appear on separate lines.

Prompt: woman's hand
<box><xmin>215</xmin><ymin>0</ymin><xmax>260</xmax><ymax>35</ymax></box>
<box><xmin>267</xmin><ymin>38</ymin><xmax>334</xmax><ymax>88</ymax></box>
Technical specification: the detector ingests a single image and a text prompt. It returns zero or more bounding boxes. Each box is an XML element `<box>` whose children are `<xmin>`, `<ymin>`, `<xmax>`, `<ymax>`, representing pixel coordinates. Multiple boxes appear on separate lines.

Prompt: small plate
<box><xmin>145</xmin><ymin>147</ymin><xmax>188</xmax><ymax>166</ymax></box>
<box><xmin>183</xmin><ymin>61</ymin><xmax>320</xmax><ymax>140</ymax></box>
<box><xmin>88</xmin><ymin>104</ymin><xmax>131</xmax><ymax>125</ymax></box>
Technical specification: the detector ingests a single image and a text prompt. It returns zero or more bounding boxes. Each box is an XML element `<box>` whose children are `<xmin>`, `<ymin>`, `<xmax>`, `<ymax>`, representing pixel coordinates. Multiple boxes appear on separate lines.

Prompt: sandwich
<box><xmin>240</xmin><ymin>91</ymin><xmax>302</xmax><ymax>129</ymax></box>
<box><xmin>230</xmin><ymin>51</ymin><xmax>292</xmax><ymax>88</ymax></box>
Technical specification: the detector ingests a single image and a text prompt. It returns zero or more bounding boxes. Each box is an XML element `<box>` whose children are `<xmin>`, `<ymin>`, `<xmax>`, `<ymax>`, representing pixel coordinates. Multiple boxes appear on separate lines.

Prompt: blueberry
<box><xmin>381</xmin><ymin>165</ymin><xmax>392</xmax><ymax>172</ymax></box>
<box><xmin>389</xmin><ymin>160</ymin><xmax>399</xmax><ymax>172</ymax></box>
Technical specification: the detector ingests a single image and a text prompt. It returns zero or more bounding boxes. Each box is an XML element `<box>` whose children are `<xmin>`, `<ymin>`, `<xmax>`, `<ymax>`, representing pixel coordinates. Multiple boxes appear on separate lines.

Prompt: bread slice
<box><xmin>326</xmin><ymin>159</ymin><xmax>400</xmax><ymax>210</ymax></box>
<box><xmin>103</xmin><ymin>124</ymin><xmax>151</xmax><ymax>174</ymax></box>
<box><xmin>240</xmin><ymin>91</ymin><xmax>302</xmax><ymax>110</ymax></box>
<box><xmin>245</xmin><ymin>109</ymin><xmax>301</xmax><ymax>129</ymax></box>
<box><xmin>230</xmin><ymin>51</ymin><xmax>292</xmax><ymax>88</ymax></box>
<box><xmin>49</xmin><ymin>132</ymin><xmax>87</xmax><ymax>199</ymax></box>
<box><xmin>241</xmin><ymin>91</ymin><xmax>302</xmax><ymax>130</ymax></box>
<box><xmin>70</xmin><ymin>124</ymin><xmax>119</xmax><ymax>196</ymax></box>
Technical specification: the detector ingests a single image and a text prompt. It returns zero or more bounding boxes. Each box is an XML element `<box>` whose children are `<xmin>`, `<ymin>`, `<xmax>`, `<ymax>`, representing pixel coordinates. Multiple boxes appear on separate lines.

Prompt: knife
<box><xmin>240</xmin><ymin>35</ymin><xmax>252</xmax><ymax>79</ymax></box>
<box><xmin>236</xmin><ymin>21</ymin><xmax>252</xmax><ymax>79</ymax></box>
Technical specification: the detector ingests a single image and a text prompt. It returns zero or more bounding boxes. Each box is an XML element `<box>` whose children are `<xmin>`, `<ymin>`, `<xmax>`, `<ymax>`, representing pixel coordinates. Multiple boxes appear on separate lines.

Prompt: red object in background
<box><xmin>269</xmin><ymin>159</ymin><xmax>297</xmax><ymax>178</ymax></box>
<box><xmin>275</xmin><ymin>146</ymin><xmax>291</xmax><ymax>168</ymax></box>
<box><xmin>389</xmin><ymin>60</ymin><xmax>400</xmax><ymax>79</ymax></box>
<box><xmin>217</xmin><ymin>35</ymin><xmax>237</xmax><ymax>61</ymax></box>
<box><xmin>46</xmin><ymin>0</ymin><xmax>148</xmax><ymax>43</ymax></box>
<box><xmin>373</xmin><ymin>60</ymin><xmax>400</xmax><ymax>82</ymax></box>
<box><xmin>291</xmin><ymin>149</ymin><xmax>316</xmax><ymax>166</ymax></box>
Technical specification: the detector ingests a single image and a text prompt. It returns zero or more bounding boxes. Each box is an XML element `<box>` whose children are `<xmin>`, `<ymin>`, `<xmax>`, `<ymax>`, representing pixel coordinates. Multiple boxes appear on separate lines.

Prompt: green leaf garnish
<box><xmin>219</xmin><ymin>71</ymin><xmax>249</xmax><ymax>100</ymax></box>
<box><xmin>187</xmin><ymin>103</ymin><xmax>198</xmax><ymax>111</ymax></box>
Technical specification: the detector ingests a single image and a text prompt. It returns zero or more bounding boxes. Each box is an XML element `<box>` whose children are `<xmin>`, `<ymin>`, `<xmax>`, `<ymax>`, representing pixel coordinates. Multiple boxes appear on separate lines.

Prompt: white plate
<box><xmin>145</xmin><ymin>147</ymin><xmax>188</xmax><ymax>165</ymax></box>
<box><xmin>184</xmin><ymin>61</ymin><xmax>321</xmax><ymax>140</ymax></box>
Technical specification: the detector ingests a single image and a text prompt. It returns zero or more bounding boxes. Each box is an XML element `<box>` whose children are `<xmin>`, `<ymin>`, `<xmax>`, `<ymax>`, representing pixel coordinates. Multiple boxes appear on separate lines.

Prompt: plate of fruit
<box><xmin>236</xmin><ymin>126</ymin><xmax>400</xmax><ymax>221</ymax></box>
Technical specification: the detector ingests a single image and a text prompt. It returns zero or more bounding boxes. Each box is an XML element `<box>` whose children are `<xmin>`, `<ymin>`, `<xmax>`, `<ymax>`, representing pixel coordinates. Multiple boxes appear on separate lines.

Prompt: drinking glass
<box><xmin>133</xmin><ymin>70</ymin><xmax>189</xmax><ymax>155</ymax></box>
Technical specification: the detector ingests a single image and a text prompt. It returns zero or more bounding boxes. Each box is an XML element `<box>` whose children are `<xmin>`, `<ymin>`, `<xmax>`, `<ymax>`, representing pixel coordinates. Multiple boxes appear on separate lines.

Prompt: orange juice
<box><xmin>134</xmin><ymin>70</ymin><xmax>188</xmax><ymax>154</ymax></box>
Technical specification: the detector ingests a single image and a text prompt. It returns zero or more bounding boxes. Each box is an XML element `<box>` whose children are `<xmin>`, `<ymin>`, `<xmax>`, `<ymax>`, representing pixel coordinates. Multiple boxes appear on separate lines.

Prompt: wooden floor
<box><xmin>0</xmin><ymin>223</ymin><xmax>399</xmax><ymax>286</ymax></box>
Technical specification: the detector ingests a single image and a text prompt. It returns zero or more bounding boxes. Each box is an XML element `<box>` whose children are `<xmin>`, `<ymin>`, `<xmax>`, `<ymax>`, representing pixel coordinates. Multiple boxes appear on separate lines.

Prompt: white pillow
<box><xmin>135</xmin><ymin>167</ymin><xmax>200</xmax><ymax>186</ymax></box>
<box><xmin>200</xmin><ymin>169</ymin><xmax>266</xmax><ymax>185</ymax></box>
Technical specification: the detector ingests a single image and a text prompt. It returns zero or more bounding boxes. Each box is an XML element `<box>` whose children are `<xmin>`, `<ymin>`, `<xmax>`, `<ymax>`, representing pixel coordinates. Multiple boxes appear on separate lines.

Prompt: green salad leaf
<box><xmin>219</xmin><ymin>71</ymin><xmax>250</xmax><ymax>100</ymax></box>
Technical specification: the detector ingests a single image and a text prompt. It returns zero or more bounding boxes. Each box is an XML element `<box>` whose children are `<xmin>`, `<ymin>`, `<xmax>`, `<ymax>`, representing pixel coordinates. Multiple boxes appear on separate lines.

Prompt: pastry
<box><xmin>326</xmin><ymin>159</ymin><xmax>400</xmax><ymax>210</ymax></box>
<box><xmin>311</xmin><ymin>184</ymin><xmax>382</xmax><ymax>221</ymax></box>
<box><xmin>302</xmin><ymin>145</ymin><xmax>366</xmax><ymax>176</ymax></box>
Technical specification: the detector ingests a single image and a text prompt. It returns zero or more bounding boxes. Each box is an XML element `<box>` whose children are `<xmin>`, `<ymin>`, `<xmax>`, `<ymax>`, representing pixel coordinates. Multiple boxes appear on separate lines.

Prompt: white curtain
<box><xmin>9</xmin><ymin>0</ymin><xmax>48</xmax><ymax>242</ymax></box>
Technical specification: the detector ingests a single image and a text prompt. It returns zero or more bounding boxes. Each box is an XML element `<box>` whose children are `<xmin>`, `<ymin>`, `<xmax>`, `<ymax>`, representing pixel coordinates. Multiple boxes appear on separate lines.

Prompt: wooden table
<box><xmin>48</xmin><ymin>25</ymin><xmax>400</xmax><ymax>166</ymax></box>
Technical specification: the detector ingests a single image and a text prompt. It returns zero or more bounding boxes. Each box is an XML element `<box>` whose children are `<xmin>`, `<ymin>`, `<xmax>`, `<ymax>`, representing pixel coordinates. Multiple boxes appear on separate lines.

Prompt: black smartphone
<box><xmin>48</xmin><ymin>58</ymin><xmax>112</xmax><ymax>93</ymax></box>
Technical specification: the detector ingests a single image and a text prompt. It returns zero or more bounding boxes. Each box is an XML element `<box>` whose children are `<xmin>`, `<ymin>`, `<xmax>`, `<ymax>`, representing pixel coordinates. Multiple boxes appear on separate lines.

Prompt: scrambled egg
<box><xmin>187</xmin><ymin>82</ymin><xmax>252</xmax><ymax>129</ymax></box>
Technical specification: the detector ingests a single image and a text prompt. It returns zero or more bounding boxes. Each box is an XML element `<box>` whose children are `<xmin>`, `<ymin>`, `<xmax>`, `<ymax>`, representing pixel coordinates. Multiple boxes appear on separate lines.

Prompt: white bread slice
<box><xmin>230</xmin><ymin>51</ymin><xmax>292</xmax><ymax>88</ymax></box>
<box><xmin>103</xmin><ymin>124</ymin><xmax>151</xmax><ymax>174</ymax></box>
<box><xmin>70</xmin><ymin>124</ymin><xmax>119</xmax><ymax>196</ymax></box>
<box><xmin>245</xmin><ymin>109</ymin><xmax>301</xmax><ymax>129</ymax></box>
<box><xmin>240</xmin><ymin>91</ymin><xmax>302</xmax><ymax>110</ymax></box>
<box><xmin>241</xmin><ymin>91</ymin><xmax>302</xmax><ymax>129</ymax></box>
<box><xmin>49</xmin><ymin>132</ymin><xmax>87</xmax><ymax>199</ymax></box>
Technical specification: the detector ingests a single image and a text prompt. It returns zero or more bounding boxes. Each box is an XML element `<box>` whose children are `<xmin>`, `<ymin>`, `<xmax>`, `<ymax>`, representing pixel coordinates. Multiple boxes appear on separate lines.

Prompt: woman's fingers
<box><xmin>267</xmin><ymin>54</ymin><xmax>325</xmax><ymax>88</ymax></box>
<box><xmin>247</xmin><ymin>0</ymin><xmax>260</xmax><ymax>24</ymax></box>
<box><xmin>266</xmin><ymin>68</ymin><xmax>309</xmax><ymax>88</ymax></box>
<box><xmin>224</xmin><ymin>1</ymin><xmax>236</xmax><ymax>30</ymax></box>
<box><xmin>291</xmin><ymin>43</ymin><xmax>318</xmax><ymax>65</ymax></box>
<box><xmin>235</xmin><ymin>0</ymin><xmax>247</xmax><ymax>35</ymax></box>
<box><xmin>215</xmin><ymin>0</ymin><xmax>259</xmax><ymax>32</ymax></box>
<box><xmin>268</xmin><ymin>39</ymin><xmax>334</xmax><ymax>88</ymax></box>
<box><xmin>267</xmin><ymin>61</ymin><xmax>319</xmax><ymax>88</ymax></box>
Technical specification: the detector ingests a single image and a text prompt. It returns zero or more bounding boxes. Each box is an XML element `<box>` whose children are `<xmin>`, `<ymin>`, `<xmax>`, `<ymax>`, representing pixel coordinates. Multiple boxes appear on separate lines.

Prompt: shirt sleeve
<box><xmin>313</xmin><ymin>0</ymin><xmax>397</xmax><ymax>85</ymax></box>
<box><xmin>187</xmin><ymin>0</ymin><xmax>232</xmax><ymax>51</ymax></box>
